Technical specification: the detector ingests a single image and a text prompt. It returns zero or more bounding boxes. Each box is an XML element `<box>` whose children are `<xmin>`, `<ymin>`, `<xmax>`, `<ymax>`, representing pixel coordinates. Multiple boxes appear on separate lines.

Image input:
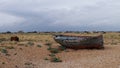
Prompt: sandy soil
<box><xmin>0</xmin><ymin>43</ymin><xmax>120</xmax><ymax>68</ymax></box>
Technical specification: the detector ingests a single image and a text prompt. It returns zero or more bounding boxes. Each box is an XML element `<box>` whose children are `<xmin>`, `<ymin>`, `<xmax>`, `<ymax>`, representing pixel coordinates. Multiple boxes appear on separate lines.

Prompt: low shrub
<box><xmin>47</xmin><ymin>46</ymin><xmax>52</xmax><ymax>50</ymax></box>
<box><xmin>0</xmin><ymin>38</ymin><xmax>6</xmax><ymax>41</ymax></box>
<box><xmin>45</xmin><ymin>42</ymin><xmax>52</xmax><ymax>46</ymax></box>
<box><xmin>44</xmin><ymin>57</ymin><xmax>49</xmax><ymax>60</ymax></box>
<box><xmin>37</xmin><ymin>44</ymin><xmax>42</xmax><ymax>48</ymax></box>
<box><xmin>18</xmin><ymin>43</ymin><xmax>26</xmax><ymax>46</ymax></box>
<box><xmin>49</xmin><ymin>48</ymin><xmax>59</xmax><ymax>54</ymax></box>
<box><xmin>48</xmin><ymin>53</ymin><xmax>55</xmax><ymax>57</ymax></box>
<box><xmin>24</xmin><ymin>62</ymin><xmax>32</xmax><ymax>65</ymax></box>
<box><xmin>6</xmin><ymin>46</ymin><xmax>14</xmax><ymax>49</ymax></box>
<box><xmin>50</xmin><ymin>57</ymin><xmax>62</xmax><ymax>62</ymax></box>
<box><xmin>45</xmin><ymin>40</ymin><xmax>49</xmax><ymax>42</ymax></box>
<box><xmin>0</xmin><ymin>48</ymin><xmax>8</xmax><ymax>54</ymax></box>
<box><xmin>59</xmin><ymin>46</ymin><xmax>66</xmax><ymax>51</ymax></box>
<box><xmin>27</xmin><ymin>42</ymin><xmax>34</xmax><ymax>46</ymax></box>
<box><xmin>9</xmin><ymin>41</ymin><xmax>17</xmax><ymax>45</ymax></box>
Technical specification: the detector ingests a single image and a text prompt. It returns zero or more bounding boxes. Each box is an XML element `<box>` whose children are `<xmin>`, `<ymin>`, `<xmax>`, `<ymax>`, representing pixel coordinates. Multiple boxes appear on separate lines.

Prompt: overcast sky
<box><xmin>0</xmin><ymin>0</ymin><xmax>120</xmax><ymax>32</ymax></box>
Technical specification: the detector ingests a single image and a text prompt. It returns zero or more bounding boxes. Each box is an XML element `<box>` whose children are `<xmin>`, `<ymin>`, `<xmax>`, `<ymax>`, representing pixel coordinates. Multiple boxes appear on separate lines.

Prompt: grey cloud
<box><xmin>0</xmin><ymin>0</ymin><xmax>120</xmax><ymax>32</ymax></box>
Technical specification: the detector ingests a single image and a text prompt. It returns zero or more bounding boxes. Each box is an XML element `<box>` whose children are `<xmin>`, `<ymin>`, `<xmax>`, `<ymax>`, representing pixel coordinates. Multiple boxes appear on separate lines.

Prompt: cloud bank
<box><xmin>0</xmin><ymin>0</ymin><xmax>120</xmax><ymax>32</ymax></box>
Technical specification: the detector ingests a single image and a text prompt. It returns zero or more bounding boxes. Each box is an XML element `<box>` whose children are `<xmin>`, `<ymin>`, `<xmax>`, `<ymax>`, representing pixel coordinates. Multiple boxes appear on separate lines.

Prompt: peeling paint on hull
<box><xmin>54</xmin><ymin>35</ymin><xmax>104</xmax><ymax>49</ymax></box>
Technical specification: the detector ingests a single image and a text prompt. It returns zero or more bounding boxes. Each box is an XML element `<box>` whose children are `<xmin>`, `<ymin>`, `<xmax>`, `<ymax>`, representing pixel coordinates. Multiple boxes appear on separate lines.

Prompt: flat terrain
<box><xmin>0</xmin><ymin>32</ymin><xmax>120</xmax><ymax>68</ymax></box>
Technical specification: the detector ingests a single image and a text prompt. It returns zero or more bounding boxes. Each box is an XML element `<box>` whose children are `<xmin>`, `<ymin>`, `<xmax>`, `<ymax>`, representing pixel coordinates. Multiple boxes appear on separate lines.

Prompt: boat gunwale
<box><xmin>54</xmin><ymin>34</ymin><xmax>103</xmax><ymax>38</ymax></box>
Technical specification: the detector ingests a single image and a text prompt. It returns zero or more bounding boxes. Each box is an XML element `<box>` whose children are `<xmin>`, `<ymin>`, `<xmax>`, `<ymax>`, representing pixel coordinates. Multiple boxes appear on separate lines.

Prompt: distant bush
<box><xmin>6</xmin><ymin>31</ymin><xmax>11</xmax><ymax>34</ymax></box>
<box><xmin>17</xmin><ymin>30</ymin><xmax>24</xmax><ymax>33</ymax></box>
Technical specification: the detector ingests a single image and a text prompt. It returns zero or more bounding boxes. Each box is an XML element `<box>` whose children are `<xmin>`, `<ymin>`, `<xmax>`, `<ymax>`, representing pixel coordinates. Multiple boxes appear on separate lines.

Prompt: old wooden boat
<box><xmin>53</xmin><ymin>34</ymin><xmax>104</xmax><ymax>49</ymax></box>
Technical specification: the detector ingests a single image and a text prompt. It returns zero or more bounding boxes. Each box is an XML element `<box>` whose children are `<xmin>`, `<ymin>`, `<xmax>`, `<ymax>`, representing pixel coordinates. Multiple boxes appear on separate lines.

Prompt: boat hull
<box><xmin>54</xmin><ymin>35</ymin><xmax>104</xmax><ymax>49</ymax></box>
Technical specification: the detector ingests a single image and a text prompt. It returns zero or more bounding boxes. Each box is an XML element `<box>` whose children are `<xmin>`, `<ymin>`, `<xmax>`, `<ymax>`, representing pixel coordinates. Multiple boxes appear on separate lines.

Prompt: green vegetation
<box><xmin>6</xmin><ymin>46</ymin><xmax>14</xmax><ymax>49</ymax></box>
<box><xmin>45</xmin><ymin>42</ymin><xmax>52</xmax><ymax>46</ymax></box>
<box><xmin>44</xmin><ymin>57</ymin><xmax>49</xmax><ymax>60</ymax></box>
<box><xmin>27</xmin><ymin>41</ymin><xmax>34</xmax><ymax>46</ymax></box>
<box><xmin>49</xmin><ymin>53</ymin><xmax>55</xmax><ymax>57</ymax></box>
<box><xmin>45</xmin><ymin>41</ymin><xmax>62</xmax><ymax>62</ymax></box>
<box><xmin>49</xmin><ymin>48</ymin><xmax>59</xmax><ymax>54</ymax></box>
<box><xmin>59</xmin><ymin>46</ymin><xmax>66</xmax><ymax>51</ymax></box>
<box><xmin>9</xmin><ymin>41</ymin><xmax>17</xmax><ymax>45</ymax></box>
<box><xmin>50</xmin><ymin>57</ymin><xmax>62</xmax><ymax>62</ymax></box>
<box><xmin>0</xmin><ymin>48</ymin><xmax>8</xmax><ymax>54</ymax></box>
<box><xmin>18</xmin><ymin>43</ymin><xmax>26</xmax><ymax>46</ymax></box>
<box><xmin>37</xmin><ymin>44</ymin><xmax>42</xmax><ymax>48</ymax></box>
<box><xmin>45</xmin><ymin>40</ymin><xmax>49</xmax><ymax>42</ymax></box>
<box><xmin>0</xmin><ymin>46</ymin><xmax>14</xmax><ymax>49</ymax></box>
<box><xmin>24</xmin><ymin>62</ymin><xmax>32</xmax><ymax>65</ymax></box>
<box><xmin>0</xmin><ymin>38</ymin><xmax>6</xmax><ymax>43</ymax></box>
<box><xmin>45</xmin><ymin>42</ymin><xmax>62</xmax><ymax>62</ymax></box>
<box><xmin>47</xmin><ymin>46</ymin><xmax>52</xmax><ymax>50</ymax></box>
